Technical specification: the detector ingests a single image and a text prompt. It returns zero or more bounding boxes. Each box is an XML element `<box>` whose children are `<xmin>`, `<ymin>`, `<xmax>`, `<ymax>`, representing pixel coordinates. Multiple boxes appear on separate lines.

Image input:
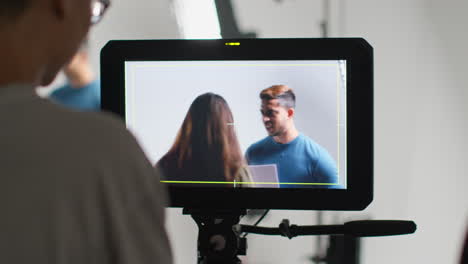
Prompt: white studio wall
<box><xmin>342</xmin><ymin>1</ymin><xmax>468</xmax><ymax>264</ymax></box>
<box><xmin>89</xmin><ymin>0</ymin><xmax>181</xmax><ymax>74</ymax></box>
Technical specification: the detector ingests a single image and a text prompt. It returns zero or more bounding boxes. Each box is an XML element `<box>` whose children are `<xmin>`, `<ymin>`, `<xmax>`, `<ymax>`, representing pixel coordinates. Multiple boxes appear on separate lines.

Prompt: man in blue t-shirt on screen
<box><xmin>245</xmin><ymin>85</ymin><xmax>339</xmax><ymax>188</ymax></box>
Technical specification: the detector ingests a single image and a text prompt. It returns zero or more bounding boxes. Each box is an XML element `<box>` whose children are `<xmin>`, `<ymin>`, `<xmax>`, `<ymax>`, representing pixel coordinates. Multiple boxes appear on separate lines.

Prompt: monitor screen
<box><xmin>101</xmin><ymin>38</ymin><xmax>373</xmax><ymax>210</ymax></box>
<box><xmin>124</xmin><ymin>60</ymin><xmax>347</xmax><ymax>189</ymax></box>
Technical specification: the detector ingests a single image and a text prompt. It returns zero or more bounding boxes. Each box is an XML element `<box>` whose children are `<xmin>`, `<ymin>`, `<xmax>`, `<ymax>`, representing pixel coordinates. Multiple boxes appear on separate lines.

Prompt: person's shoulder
<box><xmin>49</xmin><ymin>82</ymin><xmax>73</xmax><ymax>97</ymax></box>
<box><xmin>65</xmin><ymin>110</ymin><xmax>162</xmax><ymax>186</ymax></box>
<box><xmin>79</xmin><ymin>110</ymin><xmax>126</xmax><ymax>131</ymax></box>
<box><xmin>297</xmin><ymin>133</ymin><xmax>314</xmax><ymax>143</ymax></box>
<box><xmin>43</xmin><ymin>103</ymin><xmax>139</xmax><ymax>153</ymax></box>
<box><xmin>299</xmin><ymin>134</ymin><xmax>336</xmax><ymax>166</ymax></box>
<box><xmin>54</xmin><ymin>105</ymin><xmax>125</xmax><ymax>131</ymax></box>
<box><xmin>74</xmin><ymin>110</ymin><xmax>137</xmax><ymax>146</ymax></box>
<box><xmin>297</xmin><ymin>133</ymin><xmax>333</xmax><ymax>161</ymax></box>
<box><xmin>246</xmin><ymin>136</ymin><xmax>271</xmax><ymax>152</ymax></box>
<box><xmin>298</xmin><ymin>134</ymin><xmax>322</xmax><ymax>151</ymax></box>
<box><xmin>155</xmin><ymin>154</ymin><xmax>177</xmax><ymax>180</ymax></box>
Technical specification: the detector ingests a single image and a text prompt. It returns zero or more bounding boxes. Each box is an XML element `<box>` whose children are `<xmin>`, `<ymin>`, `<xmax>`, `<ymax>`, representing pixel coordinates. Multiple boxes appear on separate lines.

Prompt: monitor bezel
<box><xmin>101</xmin><ymin>38</ymin><xmax>373</xmax><ymax>210</ymax></box>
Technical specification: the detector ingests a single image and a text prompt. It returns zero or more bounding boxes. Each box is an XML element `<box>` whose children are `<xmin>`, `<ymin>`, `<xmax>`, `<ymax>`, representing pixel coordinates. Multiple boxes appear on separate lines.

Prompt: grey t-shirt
<box><xmin>0</xmin><ymin>83</ymin><xmax>173</xmax><ymax>264</ymax></box>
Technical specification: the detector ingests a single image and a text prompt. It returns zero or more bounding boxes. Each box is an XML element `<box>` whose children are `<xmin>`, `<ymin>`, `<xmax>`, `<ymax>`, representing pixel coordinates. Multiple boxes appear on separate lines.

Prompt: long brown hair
<box><xmin>158</xmin><ymin>93</ymin><xmax>244</xmax><ymax>182</ymax></box>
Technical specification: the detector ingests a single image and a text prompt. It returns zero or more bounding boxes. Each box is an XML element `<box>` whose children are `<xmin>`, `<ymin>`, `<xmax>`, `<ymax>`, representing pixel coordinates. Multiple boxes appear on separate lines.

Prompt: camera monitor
<box><xmin>101</xmin><ymin>38</ymin><xmax>373</xmax><ymax>210</ymax></box>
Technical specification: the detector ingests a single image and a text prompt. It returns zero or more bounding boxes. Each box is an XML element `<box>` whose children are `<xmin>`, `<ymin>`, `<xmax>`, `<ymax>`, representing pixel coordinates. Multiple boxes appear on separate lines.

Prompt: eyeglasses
<box><xmin>91</xmin><ymin>0</ymin><xmax>110</xmax><ymax>25</ymax></box>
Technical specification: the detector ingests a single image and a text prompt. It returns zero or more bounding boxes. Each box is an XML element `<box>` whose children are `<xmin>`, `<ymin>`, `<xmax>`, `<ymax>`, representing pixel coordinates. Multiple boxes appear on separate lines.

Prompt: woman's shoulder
<box><xmin>155</xmin><ymin>154</ymin><xmax>179</xmax><ymax>180</ymax></box>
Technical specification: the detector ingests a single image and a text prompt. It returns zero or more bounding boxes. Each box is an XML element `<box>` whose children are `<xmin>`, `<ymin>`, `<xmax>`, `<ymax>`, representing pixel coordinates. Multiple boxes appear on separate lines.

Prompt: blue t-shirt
<box><xmin>49</xmin><ymin>80</ymin><xmax>100</xmax><ymax>111</ymax></box>
<box><xmin>246</xmin><ymin>134</ymin><xmax>339</xmax><ymax>188</ymax></box>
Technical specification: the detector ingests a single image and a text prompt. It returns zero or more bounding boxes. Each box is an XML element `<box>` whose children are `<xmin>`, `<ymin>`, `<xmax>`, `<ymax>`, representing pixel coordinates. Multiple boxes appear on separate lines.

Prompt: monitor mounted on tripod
<box><xmin>101</xmin><ymin>38</ymin><xmax>373</xmax><ymax>210</ymax></box>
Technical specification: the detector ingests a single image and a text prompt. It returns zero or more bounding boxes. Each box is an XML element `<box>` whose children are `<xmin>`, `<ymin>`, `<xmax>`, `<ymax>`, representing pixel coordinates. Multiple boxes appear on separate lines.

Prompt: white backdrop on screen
<box><xmin>125</xmin><ymin>60</ymin><xmax>346</xmax><ymax>184</ymax></box>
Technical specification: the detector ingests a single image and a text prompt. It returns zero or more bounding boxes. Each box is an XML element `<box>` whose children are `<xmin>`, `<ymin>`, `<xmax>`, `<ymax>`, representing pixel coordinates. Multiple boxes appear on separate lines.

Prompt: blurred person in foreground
<box><xmin>156</xmin><ymin>92</ymin><xmax>253</xmax><ymax>187</ymax></box>
<box><xmin>49</xmin><ymin>41</ymin><xmax>101</xmax><ymax>111</ymax></box>
<box><xmin>0</xmin><ymin>0</ymin><xmax>172</xmax><ymax>263</ymax></box>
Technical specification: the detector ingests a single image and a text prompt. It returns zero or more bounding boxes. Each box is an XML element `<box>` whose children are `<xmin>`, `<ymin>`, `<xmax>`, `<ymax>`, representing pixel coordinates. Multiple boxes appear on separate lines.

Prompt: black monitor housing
<box><xmin>101</xmin><ymin>38</ymin><xmax>373</xmax><ymax>211</ymax></box>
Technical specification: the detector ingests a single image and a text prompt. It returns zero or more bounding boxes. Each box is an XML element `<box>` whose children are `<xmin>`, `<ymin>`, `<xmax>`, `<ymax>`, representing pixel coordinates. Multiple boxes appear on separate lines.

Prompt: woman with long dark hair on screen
<box><xmin>156</xmin><ymin>92</ymin><xmax>252</xmax><ymax>187</ymax></box>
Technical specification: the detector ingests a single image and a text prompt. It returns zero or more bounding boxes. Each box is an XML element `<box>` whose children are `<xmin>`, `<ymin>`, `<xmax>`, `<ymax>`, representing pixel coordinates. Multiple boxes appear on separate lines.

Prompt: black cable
<box><xmin>242</xmin><ymin>209</ymin><xmax>270</xmax><ymax>238</ymax></box>
<box><xmin>253</xmin><ymin>209</ymin><xmax>270</xmax><ymax>226</ymax></box>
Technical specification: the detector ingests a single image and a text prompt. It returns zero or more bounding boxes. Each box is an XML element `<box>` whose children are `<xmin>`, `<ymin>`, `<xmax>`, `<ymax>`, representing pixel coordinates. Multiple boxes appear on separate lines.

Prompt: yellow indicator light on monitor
<box><xmin>225</xmin><ymin>42</ymin><xmax>240</xmax><ymax>46</ymax></box>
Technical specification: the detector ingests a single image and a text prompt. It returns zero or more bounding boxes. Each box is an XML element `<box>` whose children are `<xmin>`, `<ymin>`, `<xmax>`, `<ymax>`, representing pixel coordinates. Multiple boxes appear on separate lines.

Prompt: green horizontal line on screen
<box><xmin>161</xmin><ymin>181</ymin><xmax>339</xmax><ymax>185</ymax></box>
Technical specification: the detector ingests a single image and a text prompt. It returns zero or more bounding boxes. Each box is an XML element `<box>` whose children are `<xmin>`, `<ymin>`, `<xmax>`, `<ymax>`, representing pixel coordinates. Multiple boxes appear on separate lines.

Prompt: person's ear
<box><xmin>287</xmin><ymin>108</ymin><xmax>295</xmax><ymax>118</ymax></box>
